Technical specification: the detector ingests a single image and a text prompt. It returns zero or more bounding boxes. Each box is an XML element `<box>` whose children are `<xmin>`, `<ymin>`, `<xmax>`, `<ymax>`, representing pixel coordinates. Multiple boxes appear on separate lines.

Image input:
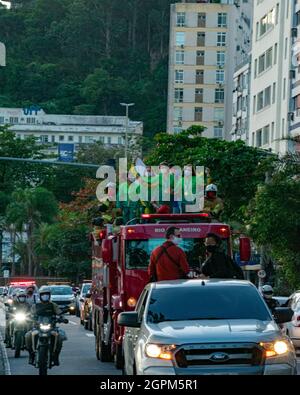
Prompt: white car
<box><xmin>118</xmin><ymin>280</ymin><xmax>297</xmax><ymax>375</ymax></box>
<box><xmin>284</xmin><ymin>292</ymin><xmax>300</xmax><ymax>349</ymax></box>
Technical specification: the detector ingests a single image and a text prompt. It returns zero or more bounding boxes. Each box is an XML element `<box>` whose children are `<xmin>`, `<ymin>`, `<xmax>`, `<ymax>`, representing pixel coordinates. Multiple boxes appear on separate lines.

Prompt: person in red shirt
<box><xmin>148</xmin><ymin>227</ymin><xmax>190</xmax><ymax>282</ymax></box>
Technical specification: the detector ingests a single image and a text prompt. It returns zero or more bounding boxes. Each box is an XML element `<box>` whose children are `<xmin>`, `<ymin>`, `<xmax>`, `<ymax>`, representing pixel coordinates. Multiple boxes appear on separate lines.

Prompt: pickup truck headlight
<box><xmin>260</xmin><ymin>340</ymin><xmax>290</xmax><ymax>357</ymax></box>
<box><xmin>145</xmin><ymin>344</ymin><xmax>176</xmax><ymax>360</ymax></box>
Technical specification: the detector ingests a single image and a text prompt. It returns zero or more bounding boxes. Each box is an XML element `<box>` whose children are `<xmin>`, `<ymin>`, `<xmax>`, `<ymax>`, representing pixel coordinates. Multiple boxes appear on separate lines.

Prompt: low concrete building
<box><xmin>0</xmin><ymin>107</ymin><xmax>143</xmax><ymax>155</ymax></box>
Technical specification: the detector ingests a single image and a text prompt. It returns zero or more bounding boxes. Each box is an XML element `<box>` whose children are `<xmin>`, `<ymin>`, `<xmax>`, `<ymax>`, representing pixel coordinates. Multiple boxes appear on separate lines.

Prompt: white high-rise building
<box><xmin>167</xmin><ymin>0</ymin><xmax>252</xmax><ymax>141</ymax></box>
<box><xmin>249</xmin><ymin>0</ymin><xmax>300</xmax><ymax>155</ymax></box>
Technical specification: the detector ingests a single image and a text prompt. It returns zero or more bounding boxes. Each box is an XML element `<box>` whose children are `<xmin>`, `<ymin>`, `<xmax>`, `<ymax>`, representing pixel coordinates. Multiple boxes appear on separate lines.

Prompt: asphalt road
<box><xmin>0</xmin><ymin>304</ymin><xmax>120</xmax><ymax>375</ymax></box>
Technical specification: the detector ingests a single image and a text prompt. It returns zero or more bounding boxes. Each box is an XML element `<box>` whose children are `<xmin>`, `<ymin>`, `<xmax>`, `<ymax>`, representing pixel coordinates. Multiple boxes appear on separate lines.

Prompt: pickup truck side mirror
<box><xmin>118</xmin><ymin>312</ymin><xmax>141</xmax><ymax>328</ymax></box>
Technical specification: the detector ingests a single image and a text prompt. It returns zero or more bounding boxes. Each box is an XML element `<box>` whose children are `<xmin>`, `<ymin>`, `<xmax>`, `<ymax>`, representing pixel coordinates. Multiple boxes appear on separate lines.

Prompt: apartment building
<box><xmin>167</xmin><ymin>0</ymin><xmax>252</xmax><ymax>140</ymax></box>
<box><xmin>249</xmin><ymin>0</ymin><xmax>300</xmax><ymax>155</ymax></box>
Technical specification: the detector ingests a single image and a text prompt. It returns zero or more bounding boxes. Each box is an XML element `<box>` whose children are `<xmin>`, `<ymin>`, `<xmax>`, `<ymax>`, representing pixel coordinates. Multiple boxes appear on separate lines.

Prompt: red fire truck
<box><xmin>90</xmin><ymin>213</ymin><xmax>251</xmax><ymax>369</ymax></box>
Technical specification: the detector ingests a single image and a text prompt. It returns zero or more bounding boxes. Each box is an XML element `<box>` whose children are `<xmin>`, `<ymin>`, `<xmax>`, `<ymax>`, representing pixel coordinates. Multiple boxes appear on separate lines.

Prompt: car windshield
<box><xmin>82</xmin><ymin>284</ymin><xmax>91</xmax><ymax>295</ymax></box>
<box><xmin>147</xmin><ymin>285</ymin><xmax>272</xmax><ymax>323</ymax></box>
<box><xmin>48</xmin><ymin>287</ymin><xmax>73</xmax><ymax>295</ymax></box>
<box><xmin>126</xmin><ymin>238</ymin><xmax>228</xmax><ymax>270</ymax></box>
<box><xmin>8</xmin><ymin>285</ymin><xmax>31</xmax><ymax>295</ymax></box>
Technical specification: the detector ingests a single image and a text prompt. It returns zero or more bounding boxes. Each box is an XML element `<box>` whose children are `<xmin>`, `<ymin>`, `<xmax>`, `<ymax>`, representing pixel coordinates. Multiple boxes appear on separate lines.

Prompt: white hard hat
<box><xmin>262</xmin><ymin>285</ymin><xmax>273</xmax><ymax>294</ymax></box>
<box><xmin>205</xmin><ymin>184</ymin><xmax>218</xmax><ymax>193</ymax></box>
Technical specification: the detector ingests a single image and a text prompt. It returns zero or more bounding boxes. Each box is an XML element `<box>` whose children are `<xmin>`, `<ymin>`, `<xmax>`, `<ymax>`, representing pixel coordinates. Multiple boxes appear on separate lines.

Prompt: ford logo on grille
<box><xmin>210</xmin><ymin>352</ymin><xmax>230</xmax><ymax>362</ymax></box>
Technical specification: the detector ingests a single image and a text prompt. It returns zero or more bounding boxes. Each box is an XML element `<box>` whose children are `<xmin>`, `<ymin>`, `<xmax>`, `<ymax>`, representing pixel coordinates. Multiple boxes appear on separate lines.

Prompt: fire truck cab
<box><xmin>90</xmin><ymin>213</ymin><xmax>251</xmax><ymax>369</ymax></box>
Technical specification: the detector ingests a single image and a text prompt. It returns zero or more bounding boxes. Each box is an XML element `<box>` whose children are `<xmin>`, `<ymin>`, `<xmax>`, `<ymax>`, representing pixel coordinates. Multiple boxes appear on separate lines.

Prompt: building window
<box><xmin>176</xmin><ymin>12</ymin><xmax>185</xmax><ymax>27</ymax></box>
<box><xmin>176</xmin><ymin>32</ymin><xmax>185</xmax><ymax>47</ymax></box>
<box><xmin>259</xmin><ymin>8</ymin><xmax>275</xmax><ymax>38</ymax></box>
<box><xmin>218</xmin><ymin>13</ymin><xmax>227</xmax><ymax>28</ymax></box>
<box><xmin>51</xmin><ymin>135</ymin><xmax>55</xmax><ymax>143</ymax></box>
<box><xmin>174</xmin><ymin>107</ymin><xmax>183</xmax><ymax>121</ymax></box>
<box><xmin>196</xmin><ymin>51</ymin><xmax>205</xmax><ymax>65</ymax></box>
<box><xmin>68</xmin><ymin>136</ymin><xmax>74</xmax><ymax>142</ymax></box>
<box><xmin>194</xmin><ymin>107</ymin><xmax>203</xmax><ymax>122</ymax></box>
<box><xmin>175</xmin><ymin>88</ymin><xmax>184</xmax><ymax>103</ymax></box>
<box><xmin>257</xmin><ymin>86</ymin><xmax>271</xmax><ymax>111</ymax></box>
<box><xmin>26</xmin><ymin>117</ymin><xmax>36</xmax><ymax>124</ymax></box>
<box><xmin>40</xmin><ymin>135</ymin><xmax>49</xmax><ymax>143</ymax></box>
<box><xmin>175</xmin><ymin>69</ymin><xmax>184</xmax><ymax>84</ymax></box>
<box><xmin>59</xmin><ymin>136</ymin><xmax>64</xmax><ymax>141</ymax></box>
<box><xmin>9</xmin><ymin>117</ymin><xmax>18</xmax><ymax>124</ymax></box>
<box><xmin>216</xmin><ymin>70</ymin><xmax>225</xmax><ymax>84</ymax></box>
<box><xmin>217</xmin><ymin>32</ymin><xmax>226</xmax><ymax>47</ymax></box>
<box><xmin>197</xmin><ymin>32</ymin><xmax>205</xmax><ymax>47</ymax></box>
<box><xmin>215</xmin><ymin>89</ymin><xmax>224</xmax><ymax>103</ymax></box>
<box><xmin>107</xmin><ymin>137</ymin><xmax>112</xmax><ymax>144</ymax></box>
<box><xmin>214</xmin><ymin>126</ymin><xmax>223</xmax><ymax>139</ymax></box>
<box><xmin>256</xmin><ymin>129</ymin><xmax>262</xmax><ymax>147</ymax></box>
<box><xmin>257</xmin><ymin>47</ymin><xmax>273</xmax><ymax>75</ymax></box>
<box><xmin>195</xmin><ymin>89</ymin><xmax>203</xmax><ymax>103</ymax></box>
<box><xmin>217</xmin><ymin>51</ymin><xmax>225</xmax><ymax>66</ymax></box>
<box><xmin>118</xmin><ymin>137</ymin><xmax>122</xmax><ymax>145</ymax></box>
<box><xmin>214</xmin><ymin>108</ymin><xmax>224</xmax><ymax>122</ymax></box>
<box><xmin>198</xmin><ymin>13</ymin><xmax>206</xmax><ymax>28</ymax></box>
<box><xmin>79</xmin><ymin>136</ymin><xmax>83</xmax><ymax>143</ymax></box>
<box><xmin>196</xmin><ymin>70</ymin><xmax>204</xmax><ymax>84</ymax></box>
<box><xmin>85</xmin><ymin>136</ymin><xmax>93</xmax><ymax>143</ymax></box>
<box><xmin>175</xmin><ymin>50</ymin><xmax>184</xmax><ymax>65</ymax></box>
<box><xmin>0</xmin><ymin>116</ymin><xmax>4</xmax><ymax>124</ymax></box>
<box><xmin>99</xmin><ymin>136</ymin><xmax>105</xmax><ymax>143</ymax></box>
<box><xmin>263</xmin><ymin>125</ymin><xmax>270</xmax><ymax>145</ymax></box>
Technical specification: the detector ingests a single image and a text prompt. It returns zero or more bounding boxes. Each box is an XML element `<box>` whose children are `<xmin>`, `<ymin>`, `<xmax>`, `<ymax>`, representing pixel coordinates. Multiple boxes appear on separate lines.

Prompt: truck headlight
<box><xmin>145</xmin><ymin>344</ymin><xmax>176</xmax><ymax>360</ymax></box>
<box><xmin>260</xmin><ymin>340</ymin><xmax>290</xmax><ymax>357</ymax></box>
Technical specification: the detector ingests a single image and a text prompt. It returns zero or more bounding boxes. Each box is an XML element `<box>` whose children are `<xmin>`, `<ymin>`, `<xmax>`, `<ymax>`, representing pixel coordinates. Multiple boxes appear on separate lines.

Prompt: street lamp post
<box><xmin>120</xmin><ymin>103</ymin><xmax>135</xmax><ymax>160</ymax></box>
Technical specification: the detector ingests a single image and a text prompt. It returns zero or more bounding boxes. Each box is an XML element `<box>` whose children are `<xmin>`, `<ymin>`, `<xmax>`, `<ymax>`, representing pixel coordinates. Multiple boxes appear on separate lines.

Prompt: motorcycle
<box><xmin>10</xmin><ymin>309</ymin><xmax>31</xmax><ymax>358</ymax></box>
<box><xmin>32</xmin><ymin>315</ymin><xmax>68</xmax><ymax>376</ymax></box>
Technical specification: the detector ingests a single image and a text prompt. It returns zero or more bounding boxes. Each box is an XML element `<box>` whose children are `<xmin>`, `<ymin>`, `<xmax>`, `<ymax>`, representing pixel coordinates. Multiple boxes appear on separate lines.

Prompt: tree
<box><xmin>147</xmin><ymin>127</ymin><xmax>273</xmax><ymax>222</ymax></box>
<box><xmin>5</xmin><ymin>187</ymin><xmax>58</xmax><ymax>276</ymax></box>
<box><xmin>246</xmin><ymin>156</ymin><xmax>300</xmax><ymax>289</ymax></box>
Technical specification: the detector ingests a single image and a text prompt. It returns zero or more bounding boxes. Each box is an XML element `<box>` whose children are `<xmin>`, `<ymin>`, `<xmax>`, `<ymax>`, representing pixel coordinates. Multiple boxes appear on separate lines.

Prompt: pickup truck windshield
<box><xmin>147</xmin><ymin>285</ymin><xmax>272</xmax><ymax>323</ymax></box>
<box><xmin>126</xmin><ymin>238</ymin><xmax>228</xmax><ymax>270</ymax></box>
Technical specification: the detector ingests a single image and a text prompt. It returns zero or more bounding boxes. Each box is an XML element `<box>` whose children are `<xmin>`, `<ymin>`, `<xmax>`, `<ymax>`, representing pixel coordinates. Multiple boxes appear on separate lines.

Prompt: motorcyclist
<box><xmin>26</xmin><ymin>285</ymin><xmax>38</xmax><ymax>306</ymax></box>
<box><xmin>25</xmin><ymin>288</ymin><xmax>64</xmax><ymax>366</ymax></box>
<box><xmin>4</xmin><ymin>289</ymin><xmax>19</xmax><ymax>347</ymax></box>
<box><xmin>5</xmin><ymin>290</ymin><xmax>30</xmax><ymax>348</ymax></box>
<box><xmin>261</xmin><ymin>285</ymin><xmax>280</xmax><ymax>314</ymax></box>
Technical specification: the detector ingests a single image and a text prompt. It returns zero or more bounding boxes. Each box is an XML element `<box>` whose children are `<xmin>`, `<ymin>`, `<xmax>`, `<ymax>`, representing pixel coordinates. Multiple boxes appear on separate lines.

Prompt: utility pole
<box><xmin>0</xmin><ymin>41</ymin><xmax>6</xmax><ymax>272</ymax></box>
<box><xmin>120</xmin><ymin>103</ymin><xmax>135</xmax><ymax>160</ymax></box>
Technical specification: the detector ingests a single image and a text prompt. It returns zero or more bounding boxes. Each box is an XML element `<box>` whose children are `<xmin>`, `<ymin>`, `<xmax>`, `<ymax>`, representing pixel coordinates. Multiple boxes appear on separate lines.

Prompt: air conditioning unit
<box><xmin>291</xmin><ymin>27</ymin><xmax>298</xmax><ymax>38</ymax></box>
<box><xmin>180</xmin><ymin>44</ymin><xmax>185</xmax><ymax>48</ymax></box>
<box><xmin>218</xmin><ymin>83</ymin><xmax>224</xmax><ymax>88</ymax></box>
<box><xmin>290</xmin><ymin>69</ymin><xmax>296</xmax><ymax>79</ymax></box>
<box><xmin>288</xmin><ymin>111</ymin><xmax>295</xmax><ymax>121</ymax></box>
<box><xmin>218</xmin><ymin>64</ymin><xmax>224</xmax><ymax>69</ymax></box>
<box><xmin>218</xmin><ymin>120</ymin><xmax>224</xmax><ymax>126</ymax></box>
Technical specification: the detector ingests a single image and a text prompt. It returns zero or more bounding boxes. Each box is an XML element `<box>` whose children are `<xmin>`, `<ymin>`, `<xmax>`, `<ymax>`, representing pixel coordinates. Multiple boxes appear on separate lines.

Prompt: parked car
<box><xmin>75</xmin><ymin>282</ymin><xmax>92</xmax><ymax>317</ymax></box>
<box><xmin>39</xmin><ymin>285</ymin><xmax>76</xmax><ymax>314</ymax></box>
<box><xmin>80</xmin><ymin>291</ymin><xmax>93</xmax><ymax>331</ymax></box>
<box><xmin>118</xmin><ymin>279</ymin><xmax>297</xmax><ymax>375</ymax></box>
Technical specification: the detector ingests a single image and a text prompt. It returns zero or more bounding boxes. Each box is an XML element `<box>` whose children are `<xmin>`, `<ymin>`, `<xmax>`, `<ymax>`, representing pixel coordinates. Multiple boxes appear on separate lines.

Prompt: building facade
<box><xmin>167</xmin><ymin>0</ymin><xmax>252</xmax><ymax>141</ymax></box>
<box><xmin>249</xmin><ymin>0</ymin><xmax>300</xmax><ymax>155</ymax></box>
<box><xmin>0</xmin><ymin>107</ymin><xmax>143</xmax><ymax>155</ymax></box>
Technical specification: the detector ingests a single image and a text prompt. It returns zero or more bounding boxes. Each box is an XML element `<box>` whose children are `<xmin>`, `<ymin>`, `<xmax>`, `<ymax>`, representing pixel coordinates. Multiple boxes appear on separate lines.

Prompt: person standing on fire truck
<box><xmin>148</xmin><ymin>227</ymin><xmax>190</xmax><ymax>282</ymax></box>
